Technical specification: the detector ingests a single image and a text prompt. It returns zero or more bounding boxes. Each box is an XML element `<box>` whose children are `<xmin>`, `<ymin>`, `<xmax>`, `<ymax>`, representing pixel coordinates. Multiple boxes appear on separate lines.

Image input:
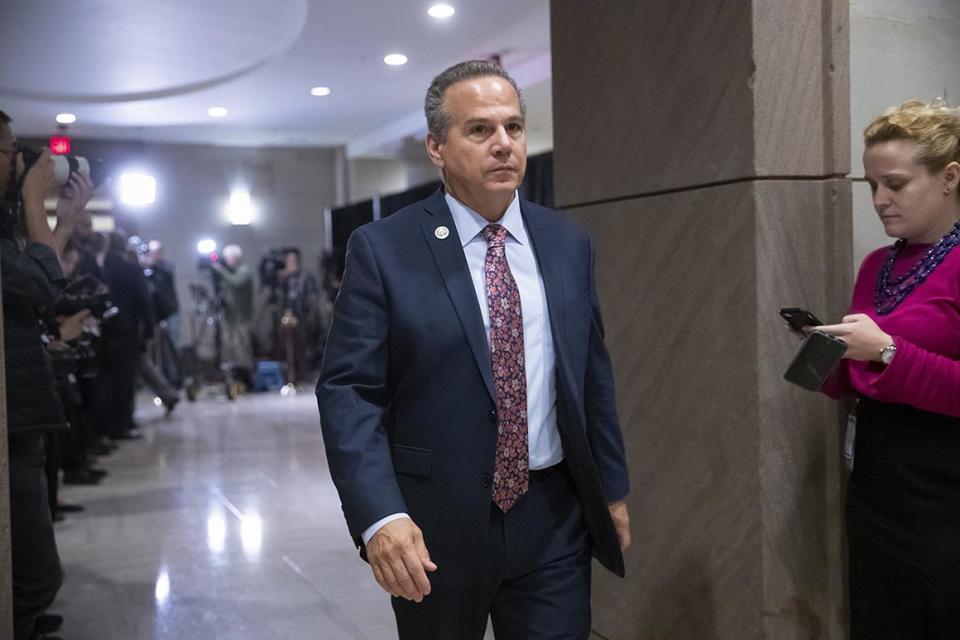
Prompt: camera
<box><xmin>17</xmin><ymin>145</ymin><xmax>108</xmax><ymax>189</ymax></box>
<box><xmin>197</xmin><ymin>252</ymin><xmax>218</xmax><ymax>273</ymax></box>
<box><xmin>47</xmin><ymin>339</ymin><xmax>99</xmax><ymax>378</ymax></box>
<box><xmin>259</xmin><ymin>247</ymin><xmax>294</xmax><ymax>289</ymax></box>
<box><xmin>56</xmin><ymin>274</ymin><xmax>119</xmax><ymax>321</ymax></box>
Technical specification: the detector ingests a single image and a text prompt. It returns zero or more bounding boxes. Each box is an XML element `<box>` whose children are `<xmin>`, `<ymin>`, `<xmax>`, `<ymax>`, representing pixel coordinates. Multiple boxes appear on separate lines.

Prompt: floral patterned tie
<box><xmin>482</xmin><ymin>223</ymin><xmax>528</xmax><ymax>512</ymax></box>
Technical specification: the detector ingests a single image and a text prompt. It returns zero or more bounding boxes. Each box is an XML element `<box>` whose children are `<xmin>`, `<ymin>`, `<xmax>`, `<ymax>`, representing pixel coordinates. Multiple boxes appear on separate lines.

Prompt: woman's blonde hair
<box><xmin>864</xmin><ymin>98</ymin><xmax>960</xmax><ymax>172</ymax></box>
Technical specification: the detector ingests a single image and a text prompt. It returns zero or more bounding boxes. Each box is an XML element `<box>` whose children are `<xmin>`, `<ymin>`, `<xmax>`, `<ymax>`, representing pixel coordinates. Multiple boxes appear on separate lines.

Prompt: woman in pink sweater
<box><xmin>816</xmin><ymin>100</ymin><xmax>960</xmax><ymax>639</ymax></box>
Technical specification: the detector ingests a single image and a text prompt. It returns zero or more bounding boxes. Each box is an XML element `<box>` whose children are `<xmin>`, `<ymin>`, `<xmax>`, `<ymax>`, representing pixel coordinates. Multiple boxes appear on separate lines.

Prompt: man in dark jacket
<box><xmin>1</xmin><ymin>109</ymin><xmax>92</xmax><ymax>640</ymax></box>
<box><xmin>102</xmin><ymin>230</ymin><xmax>154</xmax><ymax>439</ymax></box>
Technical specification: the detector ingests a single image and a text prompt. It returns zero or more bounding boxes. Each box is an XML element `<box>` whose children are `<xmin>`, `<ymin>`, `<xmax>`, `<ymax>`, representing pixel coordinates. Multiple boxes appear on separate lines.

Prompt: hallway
<box><xmin>53</xmin><ymin>391</ymin><xmax>399</xmax><ymax>639</ymax></box>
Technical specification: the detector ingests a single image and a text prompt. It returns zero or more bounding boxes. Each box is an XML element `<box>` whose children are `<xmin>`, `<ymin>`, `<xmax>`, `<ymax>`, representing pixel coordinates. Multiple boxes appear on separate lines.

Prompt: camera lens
<box><xmin>17</xmin><ymin>145</ymin><xmax>108</xmax><ymax>189</ymax></box>
<box><xmin>51</xmin><ymin>155</ymin><xmax>108</xmax><ymax>189</ymax></box>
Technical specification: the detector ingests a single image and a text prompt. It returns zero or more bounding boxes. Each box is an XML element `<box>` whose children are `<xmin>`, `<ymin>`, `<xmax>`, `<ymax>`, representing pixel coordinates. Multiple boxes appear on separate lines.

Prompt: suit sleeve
<box><xmin>316</xmin><ymin>228</ymin><xmax>407</xmax><ymax>545</ymax></box>
<box><xmin>583</xmin><ymin>237</ymin><xmax>630</xmax><ymax>503</ymax></box>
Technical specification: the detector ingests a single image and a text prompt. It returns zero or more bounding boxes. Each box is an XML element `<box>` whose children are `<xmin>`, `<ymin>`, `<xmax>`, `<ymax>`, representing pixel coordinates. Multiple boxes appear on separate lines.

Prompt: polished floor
<box><xmin>53</xmin><ymin>389</ymin><xmax>495</xmax><ymax>639</ymax></box>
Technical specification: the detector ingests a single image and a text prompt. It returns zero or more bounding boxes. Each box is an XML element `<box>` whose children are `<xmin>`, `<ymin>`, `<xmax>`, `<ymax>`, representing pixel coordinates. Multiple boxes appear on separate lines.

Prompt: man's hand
<box><xmin>17</xmin><ymin>148</ymin><xmax>56</xmax><ymax>209</ymax></box>
<box><xmin>366</xmin><ymin>518</ymin><xmax>437</xmax><ymax>602</ymax></box>
<box><xmin>608</xmin><ymin>500</ymin><xmax>631</xmax><ymax>552</ymax></box>
<box><xmin>16</xmin><ymin>149</ymin><xmax>58</xmax><ymax>251</ymax></box>
<box><xmin>56</xmin><ymin>171</ymin><xmax>95</xmax><ymax>226</ymax></box>
<box><xmin>56</xmin><ymin>309</ymin><xmax>92</xmax><ymax>342</ymax></box>
<box><xmin>53</xmin><ymin>171</ymin><xmax>95</xmax><ymax>252</ymax></box>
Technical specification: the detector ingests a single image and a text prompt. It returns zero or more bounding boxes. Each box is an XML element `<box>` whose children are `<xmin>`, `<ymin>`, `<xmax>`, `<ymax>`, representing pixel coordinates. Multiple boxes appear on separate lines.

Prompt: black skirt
<box><xmin>848</xmin><ymin>398</ymin><xmax>960</xmax><ymax>639</ymax></box>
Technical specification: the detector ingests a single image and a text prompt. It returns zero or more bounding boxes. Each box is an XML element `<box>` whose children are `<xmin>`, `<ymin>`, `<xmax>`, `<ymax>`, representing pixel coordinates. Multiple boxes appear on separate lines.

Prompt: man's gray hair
<box><xmin>424</xmin><ymin>60</ymin><xmax>526</xmax><ymax>142</ymax></box>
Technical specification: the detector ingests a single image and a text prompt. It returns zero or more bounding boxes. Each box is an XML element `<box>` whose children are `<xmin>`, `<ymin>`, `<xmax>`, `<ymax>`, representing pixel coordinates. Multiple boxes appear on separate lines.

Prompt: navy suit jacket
<box><xmin>317</xmin><ymin>189</ymin><xmax>629</xmax><ymax>577</ymax></box>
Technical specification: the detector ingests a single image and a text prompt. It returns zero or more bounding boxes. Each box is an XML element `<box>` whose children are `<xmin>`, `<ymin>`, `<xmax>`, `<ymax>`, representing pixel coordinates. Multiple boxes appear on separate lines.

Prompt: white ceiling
<box><xmin>0</xmin><ymin>0</ymin><xmax>552</xmax><ymax>155</ymax></box>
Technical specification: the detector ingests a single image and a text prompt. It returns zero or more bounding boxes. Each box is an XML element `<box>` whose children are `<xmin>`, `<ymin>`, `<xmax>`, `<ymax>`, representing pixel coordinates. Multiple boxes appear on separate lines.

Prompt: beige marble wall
<box><xmin>552</xmin><ymin>1</ymin><xmax>852</xmax><ymax>638</ymax></box>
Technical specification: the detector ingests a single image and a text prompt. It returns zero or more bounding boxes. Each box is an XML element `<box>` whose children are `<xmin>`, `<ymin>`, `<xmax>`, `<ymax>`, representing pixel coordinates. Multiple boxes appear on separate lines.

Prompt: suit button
<box><xmin>481</xmin><ymin>473</ymin><xmax>492</xmax><ymax>488</ymax></box>
<box><xmin>488</xmin><ymin>409</ymin><xmax>497</xmax><ymax>423</ymax></box>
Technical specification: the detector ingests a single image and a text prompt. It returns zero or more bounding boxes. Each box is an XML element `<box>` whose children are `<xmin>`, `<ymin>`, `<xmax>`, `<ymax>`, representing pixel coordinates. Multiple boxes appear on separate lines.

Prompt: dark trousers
<box><xmin>392</xmin><ymin>463</ymin><xmax>592</xmax><ymax>640</ymax></box>
<box><xmin>9</xmin><ymin>434</ymin><xmax>63</xmax><ymax>640</ymax></box>
<box><xmin>59</xmin><ymin>376</ymin><xmax>90</xmax><ymax>472</ymax></box>
<box><xmin>105</xmin><ymin>336</ymin><xmax>141</xmax><ymax>436</ymax></box>
<box><xmin>42</xmin><ymin>433</ymin><xmax>60</xmax><ymax>518</ymax></box>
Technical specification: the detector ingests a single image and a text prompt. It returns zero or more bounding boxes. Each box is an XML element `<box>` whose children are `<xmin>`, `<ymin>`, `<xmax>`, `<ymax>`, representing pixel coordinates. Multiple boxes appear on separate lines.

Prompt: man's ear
<box><xmin>425</xmin><ymin>134</ymin><xmax>444</xmax><ymax>169</ymax></box>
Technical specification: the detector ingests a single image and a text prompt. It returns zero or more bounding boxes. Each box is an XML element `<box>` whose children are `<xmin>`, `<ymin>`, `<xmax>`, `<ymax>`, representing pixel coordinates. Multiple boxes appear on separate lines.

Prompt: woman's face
<box><xmin>863</xmin><ymin>139</ymin><xmax>959</xmax><ymax>244</ymax></box>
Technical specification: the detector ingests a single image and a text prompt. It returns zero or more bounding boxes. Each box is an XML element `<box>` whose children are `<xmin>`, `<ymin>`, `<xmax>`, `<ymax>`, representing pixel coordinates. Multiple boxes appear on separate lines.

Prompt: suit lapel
<box><xmin>521</xmin><ymin>201</ymin><xmax>568</xmax><ymax>363</ymax></box>
<box><xmin>418</xmin><ymin>191</ymin><xmax>497</xmax><ymax>403</ymax></box>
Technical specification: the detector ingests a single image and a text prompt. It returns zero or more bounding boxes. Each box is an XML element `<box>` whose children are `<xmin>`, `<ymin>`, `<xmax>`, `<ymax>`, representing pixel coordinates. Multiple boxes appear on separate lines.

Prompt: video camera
<box><xmin>47</xmin><ymin>339</ymin><xmax>99</xmax><ymax>379</ymax></box>
<box><xmin>259</xmin><ymin>247</ymin><xmax>295</xmax><ymax>289</ymax></box>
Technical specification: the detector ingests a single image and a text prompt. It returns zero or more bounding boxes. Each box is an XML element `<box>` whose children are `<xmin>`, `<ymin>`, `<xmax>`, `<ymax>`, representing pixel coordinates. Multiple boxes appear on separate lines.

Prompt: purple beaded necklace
<box><xmin>874</xmin><ymin>219</ymin><xmax>960</xmax><ymax>314</ymax></box>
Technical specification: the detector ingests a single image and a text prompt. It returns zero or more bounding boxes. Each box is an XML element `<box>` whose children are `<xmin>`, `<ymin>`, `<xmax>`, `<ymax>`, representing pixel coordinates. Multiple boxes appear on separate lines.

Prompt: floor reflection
<box><xmin>53</xmin><ymin>392</ymin><xmax>402</xmax><ymax>640</ymax></box>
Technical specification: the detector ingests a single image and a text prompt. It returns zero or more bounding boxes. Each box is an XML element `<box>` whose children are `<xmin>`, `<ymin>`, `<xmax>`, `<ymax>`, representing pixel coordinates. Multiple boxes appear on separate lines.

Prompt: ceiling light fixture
<box><xmin>208</xmin><ymin>107</ymin><xmax>229</xmax><ymax>118</ymax></box>
<box><xmin>384</xmin><ymin>53</ymin><xmax>408</xmax><ymax>66</ymax></box>
<box><xmin>310</xmin><ymin>86</ymin><xmax>331</xmax><ymax>97</ymax></box>
<box><xmin>428</xmin><ymin>4</ymin><xmax>455</xmax><ymax>18</ymax></box>
<box><xmin>55</xmin><ymin>113</ymin><xmax>77</xmax><ymax>125</ymax></box>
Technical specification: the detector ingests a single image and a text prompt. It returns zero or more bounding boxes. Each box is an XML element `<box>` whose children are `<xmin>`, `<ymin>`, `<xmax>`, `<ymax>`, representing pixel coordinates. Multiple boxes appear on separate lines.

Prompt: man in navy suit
<box><xmin>317</xmin><ymin>60</ymin><xmax>631</xmax><ymax>639</ymax></box>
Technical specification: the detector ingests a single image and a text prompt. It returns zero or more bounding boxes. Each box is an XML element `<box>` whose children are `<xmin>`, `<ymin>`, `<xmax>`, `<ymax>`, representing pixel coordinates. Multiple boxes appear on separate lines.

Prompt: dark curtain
<box><xmin>327</xmin><ymin>199</ymin><xmax>374</xmax><ymax>288</ymax></box>
<box><xmin>518</xmin><ymin>151</ymin><xmax>553</xmax><ymax>208</ymax></box>
<box><xmin>380</xmin><ymin>180</ymin><xmax>442</xmax><ymax>218</ymax></box>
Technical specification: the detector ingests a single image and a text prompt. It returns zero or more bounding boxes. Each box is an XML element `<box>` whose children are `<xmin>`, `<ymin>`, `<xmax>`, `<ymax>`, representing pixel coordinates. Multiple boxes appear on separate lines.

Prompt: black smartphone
<box><xmin>783</xmin><ymin>330</ymin><xmax>847</xmax><ymax>391</ymax></box>
<box><xmin>779</xmin><ymin>307</ymin><xmax>823</xmax><ymax>333</ymax></box>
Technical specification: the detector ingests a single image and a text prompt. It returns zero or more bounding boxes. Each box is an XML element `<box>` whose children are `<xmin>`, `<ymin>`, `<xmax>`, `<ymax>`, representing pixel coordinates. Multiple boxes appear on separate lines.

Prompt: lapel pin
<box><xmin>435</xmin><ymin>226</ymin><xmax>450</xmax><ymax>240</ymax></box>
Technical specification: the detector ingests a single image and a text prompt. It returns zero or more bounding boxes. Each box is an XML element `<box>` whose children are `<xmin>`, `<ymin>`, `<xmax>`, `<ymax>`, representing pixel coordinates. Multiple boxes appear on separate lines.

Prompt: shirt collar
<box><xmin>444</xmin><ymin>190</ymin><xmax>526</xmax><ymax>248</ymax></box>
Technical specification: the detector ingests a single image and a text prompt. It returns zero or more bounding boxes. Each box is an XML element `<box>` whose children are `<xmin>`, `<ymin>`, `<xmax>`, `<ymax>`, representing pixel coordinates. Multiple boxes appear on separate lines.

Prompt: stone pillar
<box><xmin>0</xmin><ymin>263</ymin><xmax>12</xmax><ymax>638</ymax></box>
<box><xmin>550</xmin><ymin>1</ymin><xmax>851</xmax><ymax>638</ymax></box>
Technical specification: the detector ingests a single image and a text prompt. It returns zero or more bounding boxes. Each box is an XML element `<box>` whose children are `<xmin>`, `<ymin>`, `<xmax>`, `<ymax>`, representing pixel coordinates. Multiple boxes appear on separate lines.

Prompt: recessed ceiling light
<box><xmin>384</xmin><ymin>53</ymin><xmax>408</xmax><ymax>66</ymax></box>
<box><xmin>56</xmin><ymin>113</ymin><xmax>77</xmax><ymax>124</ymax></box>
<box><xmin>310</xmin><ymin>86</ymin><xmax>331</xmax><ymax>97</ymax></box>
<box><xmin>428</xmin><ymin>4</ymin><xmax>455</xmax><ymax>18</ymax></box>
<box><xmin>208</xmin><ymin>107</ymin><xmax>229</xmax><ymax>118</ymax></box>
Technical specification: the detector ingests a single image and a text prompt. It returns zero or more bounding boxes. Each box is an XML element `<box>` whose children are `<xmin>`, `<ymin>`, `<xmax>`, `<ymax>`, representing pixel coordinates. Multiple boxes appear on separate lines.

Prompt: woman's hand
<box><xmin>815</xmin><ymin>314</ymin><xmax>893</xmax><ymax>362</ymax></box>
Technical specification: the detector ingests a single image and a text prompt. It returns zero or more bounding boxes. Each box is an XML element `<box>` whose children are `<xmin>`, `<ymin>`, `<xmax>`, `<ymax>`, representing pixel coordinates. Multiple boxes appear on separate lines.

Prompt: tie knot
<box><xmin>482</xmin><ymin>224</ymin><xmax>507</xmax><ymax>247</ymax></box>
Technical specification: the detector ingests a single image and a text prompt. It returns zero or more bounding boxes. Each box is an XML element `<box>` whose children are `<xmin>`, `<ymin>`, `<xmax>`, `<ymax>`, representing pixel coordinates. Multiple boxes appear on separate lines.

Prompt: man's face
<box><xmin>61</xmin><ymin>248</ymin><xmax>80</xmax><ymax>278</ymax></box>
<box><xmin>74</xmin><ymin>211</ymin><xmax>93</xmax><ymax>240</ymax></box>
<box><xmin>0</xmin><ymin>123</ymin><xmax>16</xmax><ymax>197</ymax></box>
<box><xmin>427</xmin><ymin>76</ymin><xmax>527</xmax><ymax>212</ymax></box>
<box><xmin>285</xmin><ymin>252</ymin><xmax>300</xmax><ymax>273</ymax></box>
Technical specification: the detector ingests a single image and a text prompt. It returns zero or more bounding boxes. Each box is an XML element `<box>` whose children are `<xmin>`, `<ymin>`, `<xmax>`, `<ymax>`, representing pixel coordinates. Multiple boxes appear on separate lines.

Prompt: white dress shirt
<box><xmin>362</xmin><ymin>191</ymin><xmax>562</xmax><ymax>544</ymax></box>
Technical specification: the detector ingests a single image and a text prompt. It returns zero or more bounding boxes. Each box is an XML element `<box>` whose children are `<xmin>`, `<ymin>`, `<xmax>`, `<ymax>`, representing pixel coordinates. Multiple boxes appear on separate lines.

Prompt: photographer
<box><xmin>276</xmin><ymin>248</ymin><xmax>319</xmax><ymax>383</ymax></box>
<box><xmin>1</xmin><ymin>109</ymin><xmax>93</xmax><ymax>640</ymax></box>
<box><xmin>101</xmin><ymin>230</ymin><xmax>154</xmax><ymax>440</ymax></box>
<box><xmin>212</xmin><ymin>244</ymin><xmax>254</xmax><ymax>378</ymax></box>
<box><xmin>49</xmin><ymin>241</ymin><xmax>111</xmax><ymax>488</ymax></box>
<box><xmin>143</xmin><ymin>240</ymin><xmax>182</xmax><ymax>390</ymax></box>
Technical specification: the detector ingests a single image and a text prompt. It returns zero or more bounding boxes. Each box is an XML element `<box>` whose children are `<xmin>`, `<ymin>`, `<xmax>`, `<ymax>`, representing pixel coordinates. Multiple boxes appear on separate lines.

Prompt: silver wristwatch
<box><xmin>880</xmin><ymin>342</ymin><xmax>897</xmax><ymax>365</ymax></box>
